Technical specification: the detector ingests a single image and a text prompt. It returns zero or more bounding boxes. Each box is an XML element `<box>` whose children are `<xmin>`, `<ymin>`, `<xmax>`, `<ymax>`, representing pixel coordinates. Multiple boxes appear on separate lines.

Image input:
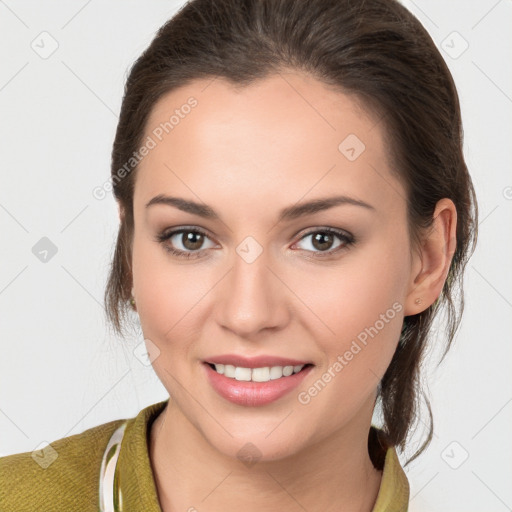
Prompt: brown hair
<box><xmin>104</xmin><ymin>0</ymin><xmax>478</xmax><ymax>464</ymax></box>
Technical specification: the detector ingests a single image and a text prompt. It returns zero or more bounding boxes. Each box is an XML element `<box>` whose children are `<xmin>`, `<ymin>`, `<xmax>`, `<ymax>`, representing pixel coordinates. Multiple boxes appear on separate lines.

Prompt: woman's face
<box><xmin>131</xmin><ymin>72</ymin><xmax>417</xmax><ymax>460</ymax></box>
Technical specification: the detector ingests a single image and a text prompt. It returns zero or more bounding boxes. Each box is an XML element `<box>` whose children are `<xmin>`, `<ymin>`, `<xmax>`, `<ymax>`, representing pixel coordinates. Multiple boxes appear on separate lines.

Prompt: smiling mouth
<box><xmin>205</xmin><ymin>362</ymin><xmax>314</xmax><ymax>383</ymax></box>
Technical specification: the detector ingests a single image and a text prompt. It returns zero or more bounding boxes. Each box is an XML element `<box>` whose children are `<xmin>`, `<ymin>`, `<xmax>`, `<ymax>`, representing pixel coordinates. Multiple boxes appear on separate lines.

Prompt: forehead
<box><xmin>135</xmin><ymin>73</ymin><xmax>404</xmax><ymax>221</ymax></box>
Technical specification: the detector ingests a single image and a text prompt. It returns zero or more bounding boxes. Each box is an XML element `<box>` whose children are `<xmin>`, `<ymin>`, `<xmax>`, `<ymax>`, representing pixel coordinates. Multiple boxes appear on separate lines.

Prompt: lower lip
<box><xmin>203</xmin><ymin>363</ymin><xmax>313</xmax><ymax>407</ymax></box>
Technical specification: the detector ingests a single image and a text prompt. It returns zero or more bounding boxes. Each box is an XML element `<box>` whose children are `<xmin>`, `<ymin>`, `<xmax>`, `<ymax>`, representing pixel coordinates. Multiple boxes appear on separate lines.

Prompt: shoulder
<box><xmin>0</xmin><ymin>417</ymin><xmax>126</xmax><ymax>512</ymax></box>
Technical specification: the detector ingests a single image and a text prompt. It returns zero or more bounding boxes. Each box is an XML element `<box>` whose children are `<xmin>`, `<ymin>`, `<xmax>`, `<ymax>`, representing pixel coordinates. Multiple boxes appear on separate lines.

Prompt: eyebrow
<box><xmin>145</xmin><ymin>194</ymin><xmax>375</xmax><ymax>222</ymax></box>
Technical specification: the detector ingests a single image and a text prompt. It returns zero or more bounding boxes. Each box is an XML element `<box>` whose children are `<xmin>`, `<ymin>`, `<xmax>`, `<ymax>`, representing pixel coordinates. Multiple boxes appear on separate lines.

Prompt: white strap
<box><xmin>99</xmin><ymin>421</ymin><xmax>127</xmax><ymax>512</ymax></box>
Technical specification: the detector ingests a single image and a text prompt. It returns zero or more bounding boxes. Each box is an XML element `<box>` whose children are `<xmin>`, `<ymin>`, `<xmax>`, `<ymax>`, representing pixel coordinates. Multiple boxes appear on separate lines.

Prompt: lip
<box><xmin>203</xmin><ymin>362</ymin><xmax>314</xmax><ymax>407</ymax></box>
<box><xmin>204</xmin><ymin>354</ymin><xmax>312</xmax><ymax>368</ymax></box>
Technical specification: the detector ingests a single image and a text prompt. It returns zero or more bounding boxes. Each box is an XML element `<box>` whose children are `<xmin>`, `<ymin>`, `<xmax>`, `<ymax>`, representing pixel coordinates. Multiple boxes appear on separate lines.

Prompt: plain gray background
<box><xmin>1</xmin><ymin>1</ymin><xmax>511</xmax><ymax>510</ymax></box>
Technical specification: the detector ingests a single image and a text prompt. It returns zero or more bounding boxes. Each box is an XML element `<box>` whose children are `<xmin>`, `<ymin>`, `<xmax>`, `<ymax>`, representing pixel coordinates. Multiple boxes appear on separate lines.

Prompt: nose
<box><xmin>216</xmin><ymin>247</ymin><xmax>291</xmax><ymax>338</ymax></box>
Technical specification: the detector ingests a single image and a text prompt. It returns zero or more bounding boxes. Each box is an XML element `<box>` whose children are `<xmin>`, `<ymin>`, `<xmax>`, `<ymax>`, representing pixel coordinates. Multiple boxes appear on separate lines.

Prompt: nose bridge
<box><xmin>218</xmin><ymin>238</ymin><xmax>288</xmax><ymax>336</ymax></box>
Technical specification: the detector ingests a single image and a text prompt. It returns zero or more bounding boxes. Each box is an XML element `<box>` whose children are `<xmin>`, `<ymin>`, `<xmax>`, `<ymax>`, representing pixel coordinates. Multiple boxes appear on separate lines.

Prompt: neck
<box><xmin>149</xmin><ymin>398</ymin><xmax>382</xmax><ymax>512</ymax></box>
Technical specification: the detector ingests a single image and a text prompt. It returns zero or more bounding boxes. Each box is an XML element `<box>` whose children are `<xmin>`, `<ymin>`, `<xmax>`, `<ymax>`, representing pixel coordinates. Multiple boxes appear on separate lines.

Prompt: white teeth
<box><xmin>269</xmin><ymin>366</ymin><xmax>283</xmax><ymax>379</ymax></box>
<box><xmin>252</xmin><ymin>367</ymin><xmax>270</xmax><ymax>382</ymax></box>
<box><xmin>224</xmin><ymin>364</ymin><xmax>236</xmax><ymax>378</ymax></box>
<box><xmin>234</xmin><ymin>367</ymin><xmax>252</xmax><ymax>381</ymax></box>
<box><xmin>212</xmin><ymin>363</ymin><xmax>305</xmax><ymax>382</ymax></box>
<box><xmin>282</xmin><ymin>366</ymin><xmax>293</xmax><ymax>377</ymax></box>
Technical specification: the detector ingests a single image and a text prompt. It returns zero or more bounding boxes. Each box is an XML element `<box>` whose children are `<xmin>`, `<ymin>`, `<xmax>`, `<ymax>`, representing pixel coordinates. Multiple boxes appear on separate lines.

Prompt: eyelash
<box><xmin>155</xmin><ymin>226</ymin><xmax>355</xmax><ymax>260</ymax></box>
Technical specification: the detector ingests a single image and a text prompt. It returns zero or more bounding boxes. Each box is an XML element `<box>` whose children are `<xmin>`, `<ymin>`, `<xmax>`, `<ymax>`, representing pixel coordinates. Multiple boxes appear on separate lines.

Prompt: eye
<box><xmin>155</xmin><ymin>226</ymin><xmax>355</xmax><ymax>260</ymax></box>
<box><xmin>293</xmin><ymin>227</ymin><xmax>355</xmax><ymax>258</ymax></box>
<box><xmin>155</xmin><ymin>227</ymin><xmax>216</xmax><ymax>260</ymax></box>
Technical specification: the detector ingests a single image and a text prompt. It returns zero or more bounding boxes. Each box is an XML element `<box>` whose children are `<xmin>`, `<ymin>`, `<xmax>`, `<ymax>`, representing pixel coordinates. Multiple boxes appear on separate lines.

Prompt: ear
<box><xmin>403</xmin><ymin>198</ymin><xmax>457</xmax><ymax>316</ymax></box>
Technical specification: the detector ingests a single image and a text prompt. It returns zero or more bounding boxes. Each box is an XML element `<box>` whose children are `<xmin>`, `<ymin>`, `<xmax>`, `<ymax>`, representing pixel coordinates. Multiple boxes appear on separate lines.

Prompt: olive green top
<box><xmin>0</xmin><ymin>399</ymin><xmax>409</xmax><ymax>511</ymax></box>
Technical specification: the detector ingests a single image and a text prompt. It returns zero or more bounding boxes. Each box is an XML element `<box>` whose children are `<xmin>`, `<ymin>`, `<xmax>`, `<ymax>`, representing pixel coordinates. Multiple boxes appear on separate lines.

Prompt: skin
<box><xmin>125</xmin><ymin>71</ymin><xmax>457</xmax><ymax>511</ymax></box>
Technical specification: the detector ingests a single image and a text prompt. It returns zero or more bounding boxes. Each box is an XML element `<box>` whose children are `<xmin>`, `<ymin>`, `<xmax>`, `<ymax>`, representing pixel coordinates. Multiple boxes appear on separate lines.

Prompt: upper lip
<box><xmin>204</xmin><ymin>354</ymin><xmax>312</xmax><ymax>368</ymax></box>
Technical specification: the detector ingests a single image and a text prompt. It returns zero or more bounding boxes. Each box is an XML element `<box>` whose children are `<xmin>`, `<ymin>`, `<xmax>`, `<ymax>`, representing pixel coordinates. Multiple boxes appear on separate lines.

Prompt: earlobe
<box><xmin>404</xmin><ymin>198</ymin><xmax>457</xmax><ymax>316</ymax></box>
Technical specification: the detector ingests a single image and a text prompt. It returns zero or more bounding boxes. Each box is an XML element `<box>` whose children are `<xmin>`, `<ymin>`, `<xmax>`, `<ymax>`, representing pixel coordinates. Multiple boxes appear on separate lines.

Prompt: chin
<box><xmin>204</xmin><ymin>425</ymin><xmax>308</xmax><ymax>465</ymax></box>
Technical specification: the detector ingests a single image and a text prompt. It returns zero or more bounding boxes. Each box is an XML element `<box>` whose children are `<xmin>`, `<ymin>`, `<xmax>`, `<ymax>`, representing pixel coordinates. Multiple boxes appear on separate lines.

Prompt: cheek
<box><xmin>132</xmin><ymin>233</ymin><xmax>192</xmax><ymax>337</ymax></box>
<box><xmin>292</xmin><ymin>256</ymin><xmax>406</xmax><ymax>435</ymax></box>
<box><xmin>294</xmin><ymin>234</ymin><xmax>409</xmax><ymax>380</ymax></box>
<box><xmin>131</xmin><ymin>232</ymin><xmax>220</xmax><ymax>362</ymax></box>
